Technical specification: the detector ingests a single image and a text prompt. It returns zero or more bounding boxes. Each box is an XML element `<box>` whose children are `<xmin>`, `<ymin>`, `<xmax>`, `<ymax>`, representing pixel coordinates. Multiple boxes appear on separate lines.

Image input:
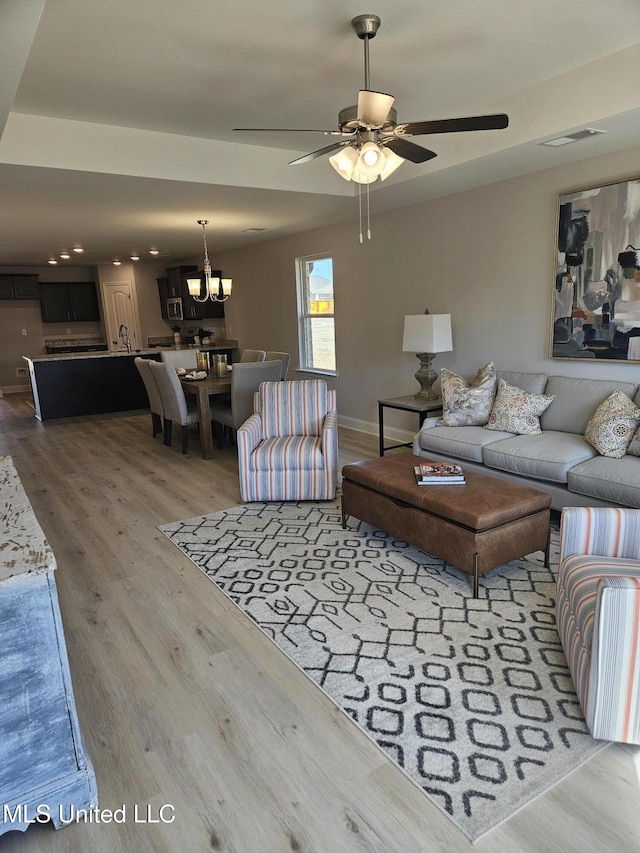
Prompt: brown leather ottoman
<box><xmin>341</xmin><ymin>454</ymin><xmax>552</xmax><ymax>597</ymax></box>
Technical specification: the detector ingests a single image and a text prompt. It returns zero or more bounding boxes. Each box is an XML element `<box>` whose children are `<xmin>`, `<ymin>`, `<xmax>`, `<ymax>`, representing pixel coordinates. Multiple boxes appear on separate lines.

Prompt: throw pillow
<box><xmin>628</xmin><ymin>427</ymin><xmax>640</xmax><ymax>457</ymax></box>
<box><xmin>485</xmin><ymin>378</ymin><xmax>555</xmax><ymax>435</ymax></box>
<box><xmin>437</xmin><ymin>362</ymin><xmax>497</xmax><ymax>426</ymax></box>
<box><xmin>585</xmin><ymin>390</ymin><xmax>640</xmax><ymax>458</ymax></box>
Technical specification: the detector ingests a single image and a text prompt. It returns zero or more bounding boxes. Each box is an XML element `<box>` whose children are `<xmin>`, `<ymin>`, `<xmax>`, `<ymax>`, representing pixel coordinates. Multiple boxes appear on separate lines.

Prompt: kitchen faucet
<box><xmin>119</xmin><ymin>324</ymin><xmax>132</xmax><ymax>353</ymax></box>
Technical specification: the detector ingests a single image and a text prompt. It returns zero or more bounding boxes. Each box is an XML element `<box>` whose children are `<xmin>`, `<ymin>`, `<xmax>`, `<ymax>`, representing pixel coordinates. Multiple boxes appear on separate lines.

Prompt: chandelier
<box><xmin>186</xmin><ymin>220</ymin><xmax>232</xmax><ymax>303</ymax></box>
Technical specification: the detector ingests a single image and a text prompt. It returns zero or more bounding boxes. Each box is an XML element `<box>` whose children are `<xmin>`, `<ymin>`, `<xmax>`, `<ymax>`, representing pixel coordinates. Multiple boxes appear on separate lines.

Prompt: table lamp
<box><xmin>402</xmin><ymin>310</ymin><xmax>453</xmax><ymax>399</ymax></box>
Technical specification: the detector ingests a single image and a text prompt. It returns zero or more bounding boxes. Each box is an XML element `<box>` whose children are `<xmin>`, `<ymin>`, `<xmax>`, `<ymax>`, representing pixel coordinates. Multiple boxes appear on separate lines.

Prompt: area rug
<box><xmin>159</xmin><ymin>499</ymin><xmax>606</xmax><ymax>842</ymax></box>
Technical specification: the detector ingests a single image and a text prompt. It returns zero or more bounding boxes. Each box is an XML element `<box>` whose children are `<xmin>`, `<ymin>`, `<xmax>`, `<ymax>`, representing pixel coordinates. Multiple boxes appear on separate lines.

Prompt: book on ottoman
<box><xmin>414</xmin><ymin>462</ymin><xmax>465</xmax><ymax>485</ymax></box>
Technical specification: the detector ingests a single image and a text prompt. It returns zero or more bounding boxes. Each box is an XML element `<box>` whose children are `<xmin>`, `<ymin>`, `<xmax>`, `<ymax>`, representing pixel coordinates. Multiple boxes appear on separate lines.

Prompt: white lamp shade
<box><xmin>186</xmin><ymin>277</ymin><xmax>202</xmax><ymax>296</ymax></box>
<box><xmin>379</xmin><ymin>149</ymin><xmax>404</xmax><ymax>181</ymax></box>
<box><xmin>221</xmin><ymin>278</ymin><xmax>232</xmax><ymax>297</ymax></box>
<box><xmin>402</xmin><ymin>314</ymin><xmax>453</xmax><ymax>353</ymax></box>
<box><xmin>329</xmin><ymin>146</ymin><xmax>359</xmax><ymax>181</ymax></box>
<box><xmin>354</xmin><ymin>141</ymin><xmax>386</xmax><ymax>179</ymax></box>
<box><xmin>357</xmin><ymin>90</ymin><xmax>395</xmax><ymax>127</ymax></box>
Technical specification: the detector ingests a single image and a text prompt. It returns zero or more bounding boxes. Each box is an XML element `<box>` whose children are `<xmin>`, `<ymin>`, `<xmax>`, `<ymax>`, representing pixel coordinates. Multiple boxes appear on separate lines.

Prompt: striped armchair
<box><xmin>557</xmin><ymin>507</ymin><xmax>640</xmax><ymax>743</ymax></box>
<box><xmin>237</xmin><ymin>380</ymin><xmax>338</xmax><ymax>502</ymax></box>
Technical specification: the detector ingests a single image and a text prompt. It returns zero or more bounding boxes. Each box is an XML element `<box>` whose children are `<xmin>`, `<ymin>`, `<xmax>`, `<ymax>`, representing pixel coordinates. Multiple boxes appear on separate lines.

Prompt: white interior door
<box><xmin>102</xmin><ymin>281</ymin><xmax>142</xmax><ymax>351</ymax></box>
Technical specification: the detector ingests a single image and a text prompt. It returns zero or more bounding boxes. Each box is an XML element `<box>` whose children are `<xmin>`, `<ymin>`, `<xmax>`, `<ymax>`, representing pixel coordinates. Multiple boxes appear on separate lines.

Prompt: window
<box><xmin>296</xmin><ymin>254</ymin><xmax>336</xmax><ymax>375</ymax></box>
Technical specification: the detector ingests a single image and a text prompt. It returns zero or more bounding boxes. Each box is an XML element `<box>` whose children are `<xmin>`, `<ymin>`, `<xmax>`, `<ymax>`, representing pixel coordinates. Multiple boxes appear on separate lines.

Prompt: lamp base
<box><xmin>413</xmin><ymin>352</ymin><xmax>439</xmax><ymax>400</ymax></box>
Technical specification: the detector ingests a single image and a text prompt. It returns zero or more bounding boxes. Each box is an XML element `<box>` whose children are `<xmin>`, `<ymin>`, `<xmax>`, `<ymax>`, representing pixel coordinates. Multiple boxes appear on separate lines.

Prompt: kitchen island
<box><xmin>23</xmin><ymin>350</ymin><xmax>162</xmax><ymax>421</ymax></box>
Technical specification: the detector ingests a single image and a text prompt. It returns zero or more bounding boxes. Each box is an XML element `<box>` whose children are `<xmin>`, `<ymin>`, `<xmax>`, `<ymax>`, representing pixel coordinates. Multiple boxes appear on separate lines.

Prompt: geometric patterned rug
<box><xmin>159</xmin><ymin>499</ymin><xmax>607</xmax><ymax>842</ymax></box>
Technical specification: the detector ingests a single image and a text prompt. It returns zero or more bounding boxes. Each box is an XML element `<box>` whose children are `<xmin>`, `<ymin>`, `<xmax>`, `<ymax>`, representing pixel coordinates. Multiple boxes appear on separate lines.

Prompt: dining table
<box><xmin>180</xmin><ymin>374</ymin><xmax>231</xmax><ymax>459</ymax></box>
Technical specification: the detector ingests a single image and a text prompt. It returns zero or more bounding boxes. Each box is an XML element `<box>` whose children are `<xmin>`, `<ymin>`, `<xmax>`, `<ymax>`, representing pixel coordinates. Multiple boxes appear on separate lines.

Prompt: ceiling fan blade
<box><xmin>288</xmin><ymin>141</ymin><xmax>350</xmax><ymax>166</ymax></box>
<box><xmin>233</xmin><ymin>127</ymin><xmax>346</xmax><ymax>135</ymax></box>
<box><xmin>357</xmin><ymin>90</ymin><xmax>395</xmax><ymax>127</ymax></box>
<box><xmin>382</xmin><ymin>137</ymin><xmax>438</xmax><ymax>164</ymax></box>
<box><xmin>396</xmin><ymin>113</ymin><xmax>509</xmax><ymax>136</ymax></box>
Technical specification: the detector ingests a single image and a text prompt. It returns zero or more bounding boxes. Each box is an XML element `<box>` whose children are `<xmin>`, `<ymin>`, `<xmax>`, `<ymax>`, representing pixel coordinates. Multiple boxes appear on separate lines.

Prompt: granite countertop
<box><xmin>24</xmin><ymin>339</ymin><xmax>239</xmax><ymax>363</ymax></box>
<box><xmin>0</xmin><ymin>455</ymin><xmax>55</xmax><ymax>583</ymax></box>
<box><xmin>23</xmin><ymin>349</ymin><xmax>161</xmax><ymax>363</ymax></box>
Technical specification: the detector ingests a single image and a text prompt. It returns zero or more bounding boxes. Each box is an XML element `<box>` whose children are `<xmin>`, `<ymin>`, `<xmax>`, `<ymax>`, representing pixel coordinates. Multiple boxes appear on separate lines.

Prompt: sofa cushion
<box><xmin>483</xmin><ymin>431</ymin><xmax>597</xmax><ymax>483</ymax></box>
<box><xmin>584</xmin><ymin>390</ymin><xmax>640</xmax><ymax>458</ymax></box>
<box><xmin>567</xmin><ymin>455</ymin><xmax>640</xmax><ymax>508</ymax></box>
<box><xmin>540</xmin><ymin>376</ymin><xmax>638</xmax><ymax>434</ymax></box>
<box><xmin>486</xmin><ymin>379</ymin><xmax>555</xmax><ymax>435</ymax></box>
<box><xmin>498</xmin><ymin>371</ymin><xmax>548</xmax><ymax>394</ymax></box>
<box><xmin>438</xmin><ymin>362</ymin><xmax>497</xmax><ymax>426</ymax></box>
<box><xmin>416</xmin><ymin>424</ymin><xmax>511</xmax><ymax>463</ymax></box>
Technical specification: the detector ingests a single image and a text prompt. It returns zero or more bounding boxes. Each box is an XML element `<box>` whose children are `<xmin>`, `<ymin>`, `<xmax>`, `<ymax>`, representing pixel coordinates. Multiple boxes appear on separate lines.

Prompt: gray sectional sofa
<box><xmin>412</xmin><ymin>371</ymin><xmax>640</xmax><ymax>510</ymax></box>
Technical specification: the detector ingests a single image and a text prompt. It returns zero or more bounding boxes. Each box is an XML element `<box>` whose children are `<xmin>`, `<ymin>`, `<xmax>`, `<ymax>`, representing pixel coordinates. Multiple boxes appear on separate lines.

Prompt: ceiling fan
<box><xmin>233</xmin><ymin>14</ymin><xmax>509</xmax><ymax>185</ymax></box>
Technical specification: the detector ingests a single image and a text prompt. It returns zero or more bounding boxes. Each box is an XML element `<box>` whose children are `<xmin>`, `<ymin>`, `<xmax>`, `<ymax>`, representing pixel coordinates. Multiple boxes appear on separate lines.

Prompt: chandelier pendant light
<box><xmin>187</xmin><ymin>220</ymin><xmax>232</xmax><ymax>303</ymax></box>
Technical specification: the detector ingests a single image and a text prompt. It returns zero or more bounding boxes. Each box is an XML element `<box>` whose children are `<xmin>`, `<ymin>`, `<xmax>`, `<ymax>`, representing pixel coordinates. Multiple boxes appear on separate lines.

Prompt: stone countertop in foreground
<box><xmin>23</xmin><ymin>340</ymin><xmax>239</xmax><ymax>364</ymax></box>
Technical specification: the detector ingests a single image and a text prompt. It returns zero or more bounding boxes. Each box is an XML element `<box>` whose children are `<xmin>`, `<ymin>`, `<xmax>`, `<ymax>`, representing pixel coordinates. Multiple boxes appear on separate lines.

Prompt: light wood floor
<box><xmin>1</xmin><ymin>393</ymin><xmax>638</xmax><ymax>852</ymax></box>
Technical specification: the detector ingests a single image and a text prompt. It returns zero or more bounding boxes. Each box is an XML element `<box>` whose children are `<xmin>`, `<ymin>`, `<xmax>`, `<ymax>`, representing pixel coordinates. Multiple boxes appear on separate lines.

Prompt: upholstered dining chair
<box><xmin>149</xmin><ymin>360</ymin><xmax>202</xmax><ymax>453</ymax></box>
<box><xmin>134</xmin><ymin>357</ymin><xmax>164</xmax><ymax>438</ymax></box>
<box><xmin>210</xmin><ymin>360</ymin><xmax>282</xmax><ymax>445</ymax></box>
<box><xmin>237</xmin><ymin>379</ymin><xmax>338</xmax><ymax>502</ymax></box>
<box><xmin>239</xmin><ymin>349</ymin><xmax>266</xmax><ymax>363</ymax></box>
<box><xmin>265</xmin><ymin>351</ymin><xmax>290</xmax><ymax>380</ymax></box>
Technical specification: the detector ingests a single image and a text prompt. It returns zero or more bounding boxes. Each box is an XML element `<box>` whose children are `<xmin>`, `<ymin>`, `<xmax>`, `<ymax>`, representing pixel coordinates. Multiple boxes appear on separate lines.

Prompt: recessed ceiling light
<box><xmin>73</xmin><ymin>247</ymin><xmax>83</xmax><ymax>253</ymax></box>
<box><xmin>113</xmin><ymin>260</ymin><xmax>122</xmax><ymax>266</ymax></box>
<box><xmin>60</xmin><ymin>252</ymin><xmax>71</xmax><ymax>259</ymax></box>
<box><xmin>540</xmin><ymin>128</ymin><xmax>606</xmax><ymax>147</ymax></box>
<box><xmin>48</xmin><ymin>259</ymin><xmax>58</xmax><ymax>265</ymax></box>
<box><xmin>149</xmin><ymin>249</ymin><xmax>159</xmax><ymax>255</ymax></box>
<box><xmin>130</xmin><ymin>255</ymin><xmax>140</xmax><ymax>261</ymax></box>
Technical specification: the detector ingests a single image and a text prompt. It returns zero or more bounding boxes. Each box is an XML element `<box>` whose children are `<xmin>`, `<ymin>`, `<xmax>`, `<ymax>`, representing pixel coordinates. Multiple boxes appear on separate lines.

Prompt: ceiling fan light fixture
<box><xmin>354</xmin><ymin>141</ymin><xmax>387</xmax><ymax>179</ymax></box>
<box><xmin>379</xmin><ymin>148</ymin><xmax>404</xmax><ymax>181</ymax></box>
<box><xmin>329</xmin><ymin>145</ymin><xmax>359</xmax><ymax>180</ymax></box>
<box><xmin>357</xmin><ymin>90</ymin><xmax>395</xmax><ymax>127</ymax></box>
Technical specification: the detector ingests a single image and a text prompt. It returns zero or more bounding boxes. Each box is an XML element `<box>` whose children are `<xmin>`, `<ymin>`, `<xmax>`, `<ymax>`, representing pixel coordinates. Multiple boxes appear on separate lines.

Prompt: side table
<box><xmin>378</xmin><ymin>395</ymin><xmax>443</xmax><ymax>456</ymax></box>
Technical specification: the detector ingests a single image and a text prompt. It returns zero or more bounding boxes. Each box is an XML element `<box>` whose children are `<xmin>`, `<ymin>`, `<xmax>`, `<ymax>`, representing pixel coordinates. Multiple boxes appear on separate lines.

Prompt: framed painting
<box><xmin>551</xmin><ymin>175</ymin><xmax>640</xmax><ymax>361</ymax></box>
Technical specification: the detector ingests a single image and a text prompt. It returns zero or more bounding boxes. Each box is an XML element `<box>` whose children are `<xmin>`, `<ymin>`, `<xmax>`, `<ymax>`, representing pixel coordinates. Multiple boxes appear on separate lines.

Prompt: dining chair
<box><xmin>265</xmin><ymin>351</ymin><xmax>290</xmax><ymax>380</ymax></box>
<box><xmin>210</xmin><ymin>360</ymin><xmax>282</xmax><ymax>445</ymax></box>
<box><xmin>239</xmin><ymin>349</ymin><xmax>266</xmax><ymax>363</ymax></box>
<box><xmin>134</xmin><ymin>357</ymin><xmax>164</xmax><ymax>438</ymax></box>
<box><xmin>149</xmin><ymin>360</ymin><xmax>201</xmax><ymax>453</ymax></box>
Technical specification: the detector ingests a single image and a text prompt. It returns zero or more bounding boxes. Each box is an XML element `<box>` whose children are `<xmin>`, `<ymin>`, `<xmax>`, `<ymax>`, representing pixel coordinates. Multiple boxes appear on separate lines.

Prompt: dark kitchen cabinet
<box><xmin>157</xmin><ymin>276</ymin><xmax>169</xmax><ymax>319</ymax></box>
<box><xmin>0</xmin><ymin>274</ymin><xmax>40</xmax><ymax>300</ymax></box>
<box><xmin>40</xmin><ymin>282</ymin><xmax>100</xmax><ymax>323</ymax></box>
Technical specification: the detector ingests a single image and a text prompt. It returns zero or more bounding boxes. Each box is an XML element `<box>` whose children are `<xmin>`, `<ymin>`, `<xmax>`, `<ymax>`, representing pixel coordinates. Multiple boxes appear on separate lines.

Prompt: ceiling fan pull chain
<box><xmin>358</xmin><ymin>180</ymin><xmax>364</xmax><ymax>243</ymax></box>
<box><xmin>367</xmin><ymin>183</ymin><xmax>371</xmax><ymax>240</ymax></box>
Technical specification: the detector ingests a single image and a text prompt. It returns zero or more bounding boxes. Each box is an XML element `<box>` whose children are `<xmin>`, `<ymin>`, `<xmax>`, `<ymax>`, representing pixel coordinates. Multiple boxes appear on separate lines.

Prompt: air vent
<box><xmin>540</xmin><ymin>128</ymin><xmax>606</xmax><ymax>147</ymax></box>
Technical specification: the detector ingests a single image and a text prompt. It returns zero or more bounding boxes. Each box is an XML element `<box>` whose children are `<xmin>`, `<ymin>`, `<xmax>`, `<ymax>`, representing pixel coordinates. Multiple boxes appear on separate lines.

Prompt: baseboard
<box><xmin>338</xmin><ymin>414</ymin><xmax>414</xmax><ymax>444</ymax></box>
<box><xmin>1</xmin><ymin>385</ymin><xmax>30</xmax><ymax>395</ymax></box>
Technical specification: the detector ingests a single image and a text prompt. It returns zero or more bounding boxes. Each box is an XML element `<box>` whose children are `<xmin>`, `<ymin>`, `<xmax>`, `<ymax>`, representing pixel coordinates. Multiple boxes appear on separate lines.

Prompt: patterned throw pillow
<box><xmin>437</xmin><ymin>362</ymin><xmax>497</xmax><ymax>426</ymax></box>
<box><xmin>485</xmin><ymin>378</ymin><xmax>555</xmax><ymax>435</ymax></box>
<box><xmin>585</xmin><ymin>390</ymin><xmax>640</xmax><ymax>458</ymax></box>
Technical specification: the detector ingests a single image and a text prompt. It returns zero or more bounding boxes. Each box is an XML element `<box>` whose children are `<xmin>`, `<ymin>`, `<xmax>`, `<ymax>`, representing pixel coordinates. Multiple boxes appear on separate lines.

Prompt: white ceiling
<box><xmin>1</xmin><ymin>0</ymin><xmax>639</xmax><ymax>266</ymax></box>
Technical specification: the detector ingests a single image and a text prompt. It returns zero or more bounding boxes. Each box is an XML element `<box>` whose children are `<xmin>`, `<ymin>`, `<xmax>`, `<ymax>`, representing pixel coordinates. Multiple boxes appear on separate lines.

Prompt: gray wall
<box><xmin>216</xmin><ymin>144</ymin><xmax>640</xmax><ymax>433</ymax></box>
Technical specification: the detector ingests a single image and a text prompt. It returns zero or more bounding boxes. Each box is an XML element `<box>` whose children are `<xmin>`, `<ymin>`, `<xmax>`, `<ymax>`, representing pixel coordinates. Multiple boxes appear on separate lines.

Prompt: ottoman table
<box><xmin>341</xmin><ymin>454</ymin><xmax>552</xmax><ymax>597</ymax></box>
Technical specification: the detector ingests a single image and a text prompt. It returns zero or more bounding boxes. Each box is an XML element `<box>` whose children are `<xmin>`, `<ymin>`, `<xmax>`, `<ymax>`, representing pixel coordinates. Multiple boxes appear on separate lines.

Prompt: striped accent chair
<box><xmin>557</xmin><ymin>507</ymin><xmax>640</xmax><ymax>743</ymax></box>
<box><xmin>237</xmin><ymin>380</ymin><xmax>338</xmax><ymax>502</ymax></box>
